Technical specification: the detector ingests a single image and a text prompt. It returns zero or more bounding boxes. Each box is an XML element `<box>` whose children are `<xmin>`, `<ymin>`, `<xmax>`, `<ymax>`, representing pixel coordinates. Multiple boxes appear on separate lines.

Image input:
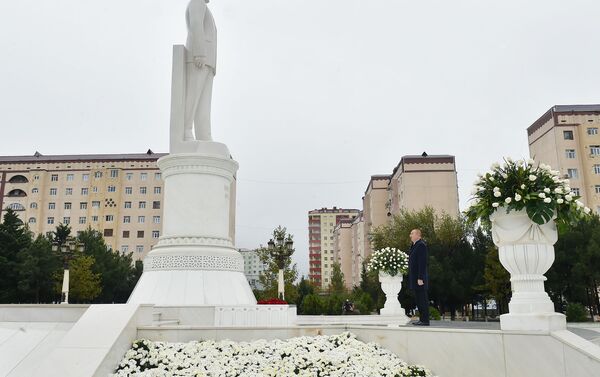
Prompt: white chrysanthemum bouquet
<box><xmin>465</xmin><ymin>158</ymin><xmax>591</xmax><ymax>226</ymax></box>
<box><xmin>367</xmin><ymin>247</ymin><xmax>409</xmax><ymax>276</ymax></box>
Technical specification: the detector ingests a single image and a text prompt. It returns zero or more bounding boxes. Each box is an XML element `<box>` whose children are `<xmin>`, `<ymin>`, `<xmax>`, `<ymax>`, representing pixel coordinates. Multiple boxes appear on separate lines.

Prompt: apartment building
<box><xmin>308</xmin><ymin>207</ymin><xmax>359</xmax><ymax>289</ymax></box>
<box><xmin>0</xmin><ymin>151</ymin><xmax>166</xmax><ymax>260</ymax></box>
<box><xmin>239</xmin><ymin>248</ymin><xmax>268</xmax><ymax>290</ymax></box>
<box><xmin>528</xmin><ymin>105</ymin><xmax>600</xmax><ymax>212</ymax></box>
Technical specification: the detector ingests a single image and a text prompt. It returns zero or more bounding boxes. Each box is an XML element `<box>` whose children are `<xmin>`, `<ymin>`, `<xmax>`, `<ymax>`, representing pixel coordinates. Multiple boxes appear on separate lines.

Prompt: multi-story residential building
<box><xmin>308</xmin><ymin>207</ymin><xmax>360</xmax><ymax>289</ymax></box>
<box><xmin>362</xmin><ymin>175</ymin><xmax>392</xmax><ymax>258</ymax></box>
<box><xmin>332</xmin><ymin>218</ymin><xmax>354</xmax><ymax>290</ymax></box>
<box><xmin>388</xmin><ymin>154</ymin><xmax>460</xmax><ymax>217</ymax></box>
<box><xmin>239</xmin><ymin>248</ymin><xmax>268</xmax><ymax>290</ymax></box>
<box><xmin>0</xmin><ymin>151</ymin><xmax>166</xmax><ymax>260</ymax></box>
<box><xmin>528</xmin><ymin>105</ymin><xmax>600</xmax><ymax>213</ymax></box>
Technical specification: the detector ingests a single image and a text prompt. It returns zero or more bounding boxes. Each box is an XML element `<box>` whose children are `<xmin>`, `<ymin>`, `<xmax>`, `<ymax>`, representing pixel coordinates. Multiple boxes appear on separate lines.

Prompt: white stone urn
<box><xmin>490</xmin><ymin>208</ymin><xmax>566</xmax><ymax>331</ymax></box>
<box><xmin>378</xmin><ymin>271</ymin><xmax>410</xmax><ymax>324</ymax></box>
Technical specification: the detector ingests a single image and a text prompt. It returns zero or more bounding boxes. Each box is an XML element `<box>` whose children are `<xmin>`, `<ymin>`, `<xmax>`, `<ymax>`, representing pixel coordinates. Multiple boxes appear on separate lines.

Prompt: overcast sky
<box><xmin>1</xmin><ymin>0</ymin><xmax>599</xmax><ymax>277</ymax></box>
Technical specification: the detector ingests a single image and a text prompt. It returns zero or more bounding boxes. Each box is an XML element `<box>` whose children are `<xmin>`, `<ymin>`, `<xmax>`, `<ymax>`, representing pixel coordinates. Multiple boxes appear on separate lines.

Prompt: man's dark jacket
<box><xmin>408</xmin><ymin>239</ymin><xmax>429</xmax><ymax>290</ymax></box>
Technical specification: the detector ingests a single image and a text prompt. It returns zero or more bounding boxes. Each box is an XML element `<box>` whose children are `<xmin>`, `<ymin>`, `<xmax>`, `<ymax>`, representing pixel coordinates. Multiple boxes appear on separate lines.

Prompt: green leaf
<box><xmin>526</xmin><ymin>203</ymin><xmax>554</xmax><ymax>225</ymax></box>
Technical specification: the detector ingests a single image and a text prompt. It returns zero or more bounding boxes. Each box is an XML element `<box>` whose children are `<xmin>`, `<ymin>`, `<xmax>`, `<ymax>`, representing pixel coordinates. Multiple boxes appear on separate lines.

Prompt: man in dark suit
<box><xmin>408</xmin><ymin>228</ymin><xmax>430</xmax><ymax>326</ymax></box>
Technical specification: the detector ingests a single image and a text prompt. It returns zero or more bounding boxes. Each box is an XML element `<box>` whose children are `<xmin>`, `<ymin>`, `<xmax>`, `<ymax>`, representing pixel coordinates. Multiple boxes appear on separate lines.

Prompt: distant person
<box><xmin>408</xmin><ymin>228</ymin><xmax>430</xmax><ymax>326</ymax></box>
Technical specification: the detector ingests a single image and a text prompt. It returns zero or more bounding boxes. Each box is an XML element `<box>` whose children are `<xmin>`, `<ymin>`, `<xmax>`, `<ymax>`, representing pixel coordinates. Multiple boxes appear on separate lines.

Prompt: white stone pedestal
<box><xmin>378</xmin><ymin>272</ymin><xmax>410</xmax><ymax>325</ymax></box>
<box><xmin>491</xmin><ymin>209</ymin><xmax>566</xmax><ymax>332</ymax></box>
<box><xmin>128</xmin><ymin>143</ymin><xmax>256</xmax><ymax>305</ymax></box>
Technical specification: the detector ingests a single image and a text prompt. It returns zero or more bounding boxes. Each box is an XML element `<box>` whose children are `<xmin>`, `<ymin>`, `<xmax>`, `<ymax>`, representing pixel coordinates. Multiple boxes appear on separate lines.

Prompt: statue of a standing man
<box><xmin>184</xmin><ymin>0</ymin><xmax>217</xmax><ymax>142</ymax></box>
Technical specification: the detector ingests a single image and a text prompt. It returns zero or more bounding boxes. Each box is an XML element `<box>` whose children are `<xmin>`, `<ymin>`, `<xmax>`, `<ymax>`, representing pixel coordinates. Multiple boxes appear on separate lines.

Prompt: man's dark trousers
<box><xmin>415</xmin><ymin>287</ymin><xmax>429</xmax><ymax>323</ymax></box>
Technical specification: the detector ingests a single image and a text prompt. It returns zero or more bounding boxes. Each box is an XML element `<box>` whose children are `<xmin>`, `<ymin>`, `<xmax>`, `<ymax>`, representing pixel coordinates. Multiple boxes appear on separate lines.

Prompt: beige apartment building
<box><xmin>331</xmin><ymin>153</ymin><xmax>460</xmax><ymax>289</ymax></box>
<box><xmin>388</xmin><ymin>154</ymin><xmax>460</xmax><ymax>217</ymax></box>
<box><xmin>528</xmin><ymin>105</ymin><xmax>600</xmax><ymax>213</ymax></box>
<box><xmin>0</xmin><ymin>151</ymin><xmax>167</xmax><ymax>261</ymax></box>
<box><xmin>308</xmin><ymin>207</ymin><xmax>359</xmax><ymax>289</ymax></box>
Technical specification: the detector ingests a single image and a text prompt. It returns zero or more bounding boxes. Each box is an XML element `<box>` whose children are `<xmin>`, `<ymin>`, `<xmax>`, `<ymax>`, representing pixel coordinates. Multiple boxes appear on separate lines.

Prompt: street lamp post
<box><xmin>267</xmin><ymin>236</ymin><xmax>294</xmax><ymax>301</ymax></box>
<box><xmin>52</xmin><ymin>237</ymin><xmax>84</xmax><ymax>304</ymax></box>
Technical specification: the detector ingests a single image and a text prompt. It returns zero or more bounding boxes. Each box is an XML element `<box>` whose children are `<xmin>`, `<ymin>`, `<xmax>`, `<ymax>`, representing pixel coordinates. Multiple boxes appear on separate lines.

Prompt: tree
<box><xmin>17</xmin><ymin>234</ymin><xmax>62</xmax><ymax>303</ymax></box>
<box><xmin>482</xmin><ymin>246</ymin><xmax>510</xmax><ymax>314</ymax></box>
<box><xmin>256</xmin><ymin>226</ymin><xmax>299</xmax><ymax>303</ymax></box>
<box><xmin>301</xmin><ymin>294</ymin><xmax>324</xmax><ymax>315</ymax></box>
<box><xmin>0</xmin><ymin>208</ymin><xmax>32</xmax><ymax>303</ymax></box>
<box><xmin>296</xmin><ymin>276</ymin><xmax>315</xmax><ymax>314</ymax></box>
<box><xmin>77</xmin><ymin>228</ymin><xmax>141</xmax><ymax>303</ymax></box>
<box><xmin>67</xmin><ymin>255</ymin><xmax>101</xmax><ymax>302</ymax></box>
<box><xmin>330</xmin><ymin>262</ymin><xmax>346</xmax><ymax>294</ymax></box>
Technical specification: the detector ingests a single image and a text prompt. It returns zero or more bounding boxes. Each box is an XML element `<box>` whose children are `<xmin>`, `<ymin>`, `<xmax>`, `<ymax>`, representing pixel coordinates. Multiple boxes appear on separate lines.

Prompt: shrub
<box><xmin>566</xmin><ymin>302</ymin><xmax>589</xmax><ymax>322</ymax></box>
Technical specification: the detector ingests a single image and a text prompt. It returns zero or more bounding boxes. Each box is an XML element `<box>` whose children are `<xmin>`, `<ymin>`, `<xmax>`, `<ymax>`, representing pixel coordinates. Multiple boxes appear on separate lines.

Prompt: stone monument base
<box><xmin>500</xmin><ymin>312</ymin><xmax>567</xmax><ymax>332</ymax></box>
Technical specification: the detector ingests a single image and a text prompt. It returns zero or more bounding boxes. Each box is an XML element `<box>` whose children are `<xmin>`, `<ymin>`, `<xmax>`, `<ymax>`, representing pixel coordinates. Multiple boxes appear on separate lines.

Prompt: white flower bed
<box><xmin>114</xmin><ymin>332</ymin><xmax>435</xmax><ymax>377</ymax></box>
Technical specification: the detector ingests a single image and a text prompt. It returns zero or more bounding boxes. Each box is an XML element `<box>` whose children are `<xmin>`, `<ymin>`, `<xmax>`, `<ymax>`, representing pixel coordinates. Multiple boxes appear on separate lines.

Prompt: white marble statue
<box><xmin>184</xmin><ymin>0</ymin><xmax>217</xmax><ymax>142</ymax></box>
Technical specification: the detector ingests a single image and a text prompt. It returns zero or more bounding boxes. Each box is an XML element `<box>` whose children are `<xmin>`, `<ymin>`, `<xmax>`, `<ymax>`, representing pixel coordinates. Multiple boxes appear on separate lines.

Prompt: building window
<box><xmin>123</xmin><ymin>231</ymin><xmax>130</xmax><ymax>238</ymax></box>
<box><xmin>92</xmin><ymin>201</ymin><xmax>100</xmax><ymax>208</ymax></box>
<box><xmin>66</xmin><ymin>174</ymin><xmax>74</xmax><ymax>181</ymax></box>
<box><xmin>64</xmin><ymin>202</ymin><xmax>72</xmax><ymax>210</ymax></box>
<box><xmin>94</xmin><ymin>171</ymin><xmax>102</xmax><ymax>179</ymax></box>
<box><xmin>153</xmin><ymin>187</ymin><xmax>161</xmax><ymax>194</ymax></box>
<box><xmin>566</xmin><ymin>149</ymin><xmax>576</xmax><ymax>159</ymax></box>
<box><xmin>137</xmin><ymin>231</ymin><xmax>144</xmax><ymax>238</ymax></box>
<box><xmin>136</xmin><ymin>245</ymin><xmax>144</xmax><ymax>253</ymax></box>
<box><xmin>154</xmin><ymin>172</ymin><xmax>161</xmax><ymax>180</ymax></box>
<box><xmin>591</xmin><ymin>145</ymin><xmax>600</xmax><ymax>156</ymax></box>
<box><xmin>125</xmin><ymin>187</ymin><xmax>132</xmax><ymax>195</ymax></box>
<box><xmin>31</xmin><ymin>188</ymin><xmax>39</xmax><ymax>194</ymax></box>
<box><xmin>152</xmin><ymin>231</ymin><xmax>160</xmax><ymax>239</ymax></box>
<box><xmin>153</xmin><ymin>216</ymin><xmax>161</xmax><ymax>224</ymax></box>
<box><xmin>107</xmin><ymin>185</ymin><xmax>116</xmax><ymax>193</ymax></box>
<box><xmin>92</xmin><ymin>186</ymin><xmax>99</xmax><ymax>193</ymax></box>
<box><xmin>29</xmin><ymin>217</ymin><xmax>36</xmax><ymax>224</ymax></box>
<box><xmin>595</xmin><ymin>165</ymin><xmax>600</xmax><ymax>174</ymax></box>
<box><xmin>104</xmin><ymin>229</ymin><xmax>113</xmax><ymax>237</ymax></box>
<box><xmin>121</xmin><ymin>245</ymin><xmax>129</xmax><ymax>254</ymax></box>
<box><xmin>82</xmin><ymin>174</ymin><xmax>89</xmax><ymax>181</ymax></box>
<box><xmin>65</xmin><ymin>188</ymin><xmax>73</xmax><ymax>195</ymax></box>
<box><xmin>563</xmin><ymin>130</ymin><xmax>574</xmax><ymax>140</ymax></box>
<box><xmin>567</xmin><ymin>169</ymin><xmax>579</xmax><ymax>179</ymax></box>
<box><xmin>140</xmin><ymin>187</ymin><xmax>147</xmax><ymax>194</ymax></box>
<box><xmin>105</xmin><ymin>215</ymin><xmax>114</xmax><ymax>222</ymax></box>
<box><xmin>152</xmin><ymin>201</ymin><xmax>160</xmax><ymax>209</ymax></box>
<box><xmin>572</xmin><ymin>188</ymin><xmax>580</xmax><ymax>196</ymax></box>
<box><xmin>110</xmin><ymin>169</ymin><xmax>118</xmax><ymax>178</ymax></box>
<box><xmin>91</xmin><ymin>215</ymin><xmax>99</xmax><ymax>222</ymax></box>
<box><xmin>80</xmin><ymin>202</ymin><xmax>87</xmax><ymax>209</ymax></box>
<box><xmin>49</xmin><ymin>188</ymin><xmax>57</xmax><ymax>196</ymax></box>
<box><xmin>79</xmin><ymin>217</ymin><xmax>86</xmax><ymax>224</ymax></box>
<box><xmin>138</xmin><ymin>216</ymin><xmax>145</xmax><ymax>223</ymax></box>
<box><xmin>588</xmin><ymin>127</ymin><xmax>598</xmax><ymax>135</ymax></box>
<box><xmin>47</xmin><ymin>217</ymin><xmax>54</xmax><ymax>225</ymax></box>
<box><xmin>81</xmin><ymin>188</ymin><xmax>89</xmax><ymax>195</ymax></box>
<box><xmin>126</xmin><ymin>173</ymin><xmax>133</xmax><ymax>181</ymax></box>
<box><xmin>595</xmin><ymin>185</ymin><xmax>600</xmax><ymax>194</ymax></box>
<box><xmin>123</xmin><ymin>216</ymin><xmax>131</xmax><ymax>223</ymax></box>
<box><xmin>124</xmin><ymin>201</ymin><xmax>132</xmax><ymax>209</ymax></box>
<box><xmin>33</xmin><ymin>175</ymin><xmax>39</xmax><ymax>181</ymax></box>
<box><xmin>140</xmin><ymin>173</ymin><xmax>147</xmax><ymax>181</ymax></box>
<box><xmin>63</xmin><ymin>217</ymin><xmax>70</xmax><ymax>225</ymax></box>
<box><xmin>30</xmin><ymin>202</ymin><xmax>38</xmax><ymax>209</ymax></box>
<box><xmin>139</xmin><ymin>201</ymin><xmax>146</xmax><ymax>209</ymax></box>
<box><xmin>48</xmin><ymin>202</ymin><xmax>56</xmax><ymax>210</ymax></box>
<box><xmin>51</xmin><ymin>174</ymin><xmax>58</xmax><ymax>182</ymax></box>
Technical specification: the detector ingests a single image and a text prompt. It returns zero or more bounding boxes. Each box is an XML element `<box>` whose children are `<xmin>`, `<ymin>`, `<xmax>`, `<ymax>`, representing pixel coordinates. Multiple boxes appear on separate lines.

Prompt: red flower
<box><xmin>257</xmin><ymin>298</ymin><xmax>288</xmax><ymax>305</ymax></box>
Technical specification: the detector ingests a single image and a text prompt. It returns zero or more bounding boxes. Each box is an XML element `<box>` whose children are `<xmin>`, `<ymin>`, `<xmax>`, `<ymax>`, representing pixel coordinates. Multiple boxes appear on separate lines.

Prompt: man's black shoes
<box><xmin>411</xmin><ymin>321</ymin><xmax>430</xmax><ymax>326</ymax></box>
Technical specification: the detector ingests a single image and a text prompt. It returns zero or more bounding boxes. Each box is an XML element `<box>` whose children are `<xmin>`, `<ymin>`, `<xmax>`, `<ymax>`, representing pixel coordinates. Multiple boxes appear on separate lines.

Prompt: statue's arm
<box><xmin>187</xmin><ymin>0</ymin><xmax>207</xmax><ymax>61</ymax></box>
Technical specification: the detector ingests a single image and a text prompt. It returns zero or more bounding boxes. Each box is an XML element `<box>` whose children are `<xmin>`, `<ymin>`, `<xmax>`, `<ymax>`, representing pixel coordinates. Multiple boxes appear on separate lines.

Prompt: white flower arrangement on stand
<box><xmin>367</xmin><ymin>248</ymin><xmax>410</xmax><ymax>321</ymax></box>
<box><xmin>465</xmin><ymin>158</ymin><xmax>591</xmax><ymax>331</ymax></box>
<box><xmin>113</xmin><ymin>332</ymin><xmax>436</xmax><ymax>377</ymax></box>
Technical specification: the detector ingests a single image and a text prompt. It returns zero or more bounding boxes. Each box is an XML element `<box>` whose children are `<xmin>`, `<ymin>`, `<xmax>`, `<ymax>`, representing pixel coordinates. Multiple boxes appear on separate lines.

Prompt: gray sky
<box><xmin>1</xmin><ymin>0</ymin><xmax>599</xmax><ymax>277</ymax></box>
